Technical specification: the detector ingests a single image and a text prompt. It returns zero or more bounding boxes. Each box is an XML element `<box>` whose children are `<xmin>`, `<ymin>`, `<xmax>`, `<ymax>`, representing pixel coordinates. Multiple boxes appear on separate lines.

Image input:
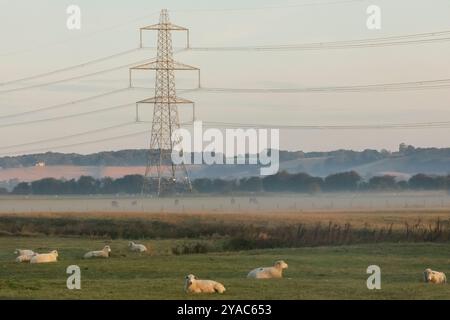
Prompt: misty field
<box><xmin>0</xmin><ymin>237</ymin><xmax>449</xmax><ymax>299</ymax></box>
<box><xmin>1</xmin><ymin>192</ymin><xmax>449</xmax><ymax>213</ymax></box>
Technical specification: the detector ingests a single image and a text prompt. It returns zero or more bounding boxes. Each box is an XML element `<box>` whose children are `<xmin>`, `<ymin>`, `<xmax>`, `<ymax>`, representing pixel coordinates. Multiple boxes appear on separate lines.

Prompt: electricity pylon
<box><xmin>132</xmin><ymin>9</ymin><xmax>199</xmax><ymax>196</ymax></box>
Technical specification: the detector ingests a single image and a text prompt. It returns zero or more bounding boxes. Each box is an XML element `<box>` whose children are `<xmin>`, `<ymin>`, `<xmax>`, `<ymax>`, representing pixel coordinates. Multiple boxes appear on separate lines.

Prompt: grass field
<box><xmin>1</xmin><ymin>237</ymin><xmax>449</xmax><ymax>300</ymax></box>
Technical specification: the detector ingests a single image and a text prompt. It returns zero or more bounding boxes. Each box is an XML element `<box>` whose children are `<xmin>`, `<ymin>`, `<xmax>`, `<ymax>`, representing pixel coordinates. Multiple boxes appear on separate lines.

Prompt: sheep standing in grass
<box><xmin>184</xmin><ymin>274</ymin><xmax>226</xmax><ymax>294</ymax></box>
<box><xmin>128</xmin><ymin>241</ymin><xmax>147</xmax><ymax>253</ymax></box>
<box><xmin>30</xmin><ymin>250</ymin><xmax>58</xmax><ymax>264</ymax></box>
<box><xmin>247</xmin><ymin>260</ymin><xmax>288</xmax><ymax>279</ymax></box>
<box><xmin>84</xmin><ymin>245</ymin><xmax>111</xmax><ymax>259</ymax></box>
<box><xmin>424</xmin><ymin>268</ymin><xmax>447</xmax><ymax>284</ymax></box>
<box><xmin>14</xmin><ymin>249</ymin><xmax>36</xmax><ymax>256</ymax></box>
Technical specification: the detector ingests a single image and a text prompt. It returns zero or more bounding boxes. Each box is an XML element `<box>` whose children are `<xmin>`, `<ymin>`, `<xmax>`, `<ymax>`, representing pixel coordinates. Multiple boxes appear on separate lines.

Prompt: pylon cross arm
<box><xmin>140</xmin><ymin>23</ymin><xmax>188</xmax><ymax>31</ymax></box>
<box><xmin>131</xmin><ymin>61</ymin><xmax>199</xmax><ymax>71</ymax></box>
<box><xmin>137</xmin><ymin>97</ymin><xmax>194</xmax><ymax>104</ymax></box>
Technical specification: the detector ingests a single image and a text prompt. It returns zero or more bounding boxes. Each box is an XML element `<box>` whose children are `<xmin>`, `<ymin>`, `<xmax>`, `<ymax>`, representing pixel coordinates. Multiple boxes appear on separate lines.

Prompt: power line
<box><xmin>0</xmin><ymin>58</ymin><xmax>155</xmax><ymax>95</ymax></box>
<box><xmin>0</xmin><ymin>0</ymin><xmax>364</xmax><ymax>59</ymax></box>
<box><xmin>0</xmin><ymin>121</ymin><xmax>194</xmax><ymax>156</ymax></box>
<box><xmin>0</xmin><ymin>87</ymin><xmax>193</xmax><ymax>120</ymax></box>
<box><xmin>137</xmin><ymin>76</ymin><xmax>450</xmax><ymax>94</ymax></box>
<box><xmin>1</xmin><ymin>75</ymin><xmax>447</xmax><ymax>126</ymax></box>
<box><xmin>201</xmin><ymin>121</ymin><xmax>450</xmax><ymax>130</ymax></box>
<box><xmin>0</xmin><ymin>87</ymin><xmax>130</xmax><ymax>120</ymax></box>
<box><xmin>0</xmin><ymin>11</ymin><xmax>160</xmax><ymax>58</ymax></box>
<box><xmin>136</xmin><ymin>120</ymin><xmax>450</xmax><ymax>129</ymax></box>
<box><xmin>5</xmin><ymin>29</ymin><xmax>450</xmax><ymax>89</ymax></box>
<box><xmin>0</xmin><ymin>49</ymin><xmax>187</xmax><ymax>94</ymax></box>
<box><xmin>0</xmin><ymin>103</ymin><xmax>135</xmax><ymax>129</ymax></box>
<box><xmin>188</xmin><ymin>36</ymin><xmax>450</xmax><ymax>52</ymax></box>
<box><xmin>0</xmin><ymin>130</ymin><xmax>150</xmax><ymax>157</ymax></box>
<box><xmin>0</xmin><ymin>48</ymin><xmax>142</xmax><ymax>87</ymax></box>
<box><xmin>2</xmin><ymin>32</ymin><xmax>450</xmax><ymax>94</ymax></box>
<box><xmin>195</xmin><ymin>78</ymin><xmax>450</xmax><ymax>93</ymax></box>
<box><xmin>0</xmin><ymin>122</ymin><xmax>135</xmax><ymax>151</ymax></box>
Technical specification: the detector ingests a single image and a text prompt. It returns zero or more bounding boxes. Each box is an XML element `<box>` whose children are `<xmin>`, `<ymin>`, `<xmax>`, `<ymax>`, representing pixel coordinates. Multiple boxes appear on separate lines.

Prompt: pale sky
<box><xmin>1</xmin><ymin>0</ymin><xmax>450</xmax><ymax>155</ymax></box>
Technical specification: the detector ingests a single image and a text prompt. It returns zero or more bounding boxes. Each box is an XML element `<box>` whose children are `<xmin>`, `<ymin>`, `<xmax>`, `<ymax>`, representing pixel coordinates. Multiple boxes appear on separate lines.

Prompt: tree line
<box><xmin>8</xmin><ymin>171</ymin><xmax>450</xmax><ymax>195</ymax></box>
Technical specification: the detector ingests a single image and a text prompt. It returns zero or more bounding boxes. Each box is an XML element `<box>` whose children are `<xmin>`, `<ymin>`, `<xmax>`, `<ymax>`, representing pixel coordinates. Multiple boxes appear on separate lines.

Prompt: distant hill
<box><xmin>0</xmin><ymin>146</ymin><xmax>449</xmax><ymax>183</ymax></box>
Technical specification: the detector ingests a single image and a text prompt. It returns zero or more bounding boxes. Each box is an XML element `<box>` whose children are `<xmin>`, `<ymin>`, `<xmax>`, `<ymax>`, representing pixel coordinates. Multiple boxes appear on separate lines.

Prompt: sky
<box><xmin>1</xmin><ymin>0</ymin><xmax>450</xmax><ymax>155</ymax></box>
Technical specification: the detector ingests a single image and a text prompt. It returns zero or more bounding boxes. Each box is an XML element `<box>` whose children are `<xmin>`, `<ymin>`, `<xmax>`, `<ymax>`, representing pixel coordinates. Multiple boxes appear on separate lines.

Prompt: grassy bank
<box><xmin>1</xmin><ymin>211</ymin><xmax>450</xmax><ymax>249</ymax></box>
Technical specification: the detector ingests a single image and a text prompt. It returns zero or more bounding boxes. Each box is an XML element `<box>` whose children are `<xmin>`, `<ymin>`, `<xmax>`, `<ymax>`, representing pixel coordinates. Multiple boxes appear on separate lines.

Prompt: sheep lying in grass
<box><xmin>15</xmin><ymin>252</ymin><xmax>38</xmax><ymax>263</ymax></box>
<box><xmin>424</xmin><ymin>268</ymin><xmax>447</xmax><ymax>284</ymax></box>
<box><xmin>184</xmin><ymin>274</ymin><xmax>226</xmax><ymax>294</ymax></box>
<box><xmin>84</xmin><ymin>245</ymin><xmax>111</xmax><ymax>259</ymax></box>
<box><xmin>14</xmin><ymin>249</ymin><xmax>38</xmax><ymax>263</ymax></box>
<box><xmin>30</xmin><ymin>250</ymin><xmax>58</xmax><ymax>264</ymax></box>
<box><xmin>14</xmin><ymin>249</ymin><xmax>36</xmax><ymax>256</ymax></box>
<box><xmin>247</xmin><ymin>260</ymin><xmax>288</xmax><ymax>279</ymax></box>
<box><xmin>128</xmin><ymin>241</ymin><xmax>147</xmax><ymax>253</ymax></box>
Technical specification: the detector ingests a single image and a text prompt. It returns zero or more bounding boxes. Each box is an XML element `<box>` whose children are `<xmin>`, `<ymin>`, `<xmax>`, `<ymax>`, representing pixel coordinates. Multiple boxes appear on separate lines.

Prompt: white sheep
<box><xmin>424</xmin><ymin>268</ymin><xmax>447</xmax><ymax>284</ymax></box>
<box><xmin>247</xmin><ymin>260</ymin><xmax>288</xmax><ymax>279</ymax></box>
<box><xmin>14</xmin><ymin>249</ymin><xmax>36</xmax><ymax>256</ymax></box>
<box><xmin>16</xmin><ymin>254</ymin><xmax>37</xmax><ymax>263</ymax></box>
<box><xmin>184</xmin><ymin>274</ymin><xmax>226</xmax><ymax>294</ymax></box>
<box><xmin>84</xmin><ymin>245</ymin><xmax>111</xmax><ymax>259</ymax></box>
<box><xmin>128</xmin><ymin>241</ymin><xmax>147</xmax><ymax>253</ymax></box>
<box><xmin>30</xmin><ymin>250</ymin><xmax>58</xmax><ymax>264</ymax></box>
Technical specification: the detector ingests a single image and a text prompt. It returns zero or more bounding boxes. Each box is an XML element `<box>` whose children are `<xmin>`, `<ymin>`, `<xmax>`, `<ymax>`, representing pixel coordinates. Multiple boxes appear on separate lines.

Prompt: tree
<box><xmin>77</xmin><ymin>176</ymin><xmax>99</xmax><ymax>194</ymax></box>
<box><xmin>409</xmin><ymin>174</ymin><xmax>445</xmax><ymax>190</ymax></box>
<box><xmin>100</xmin><ymin>177</ymin><xmax>115</xmax><ymax>194</ymax></box>
<box><xmin>12</xmin><ymin>182</ymin><xmax>31</xmax><ymax>195</ymax></box>
<box><xmin>262</xmin><ymin>171</ymin><xmax>291</xmax><ymax>192</ymax></box>
<box><xmin>212</xmin><ymin>179</ymin><xmax>236</xmax><ymax>193</ymax></box>
<box><xmin>31</xmin><ymin>178</ymin><xmax>64</xmax><ymax>195</ymax></box>
<box><xmin>288</xmin><ymin>173</ymin><xmax>323</xmax><ymax>193</ymax></box>
<box><xmin>113</xmin><ymin>175</ymin><xmax>144</xmax><ymax>194</ymax></box>
<box><xmin>368</xmin><ymin>175</ymin><xmax>398</xmax><ymax>190</ymax></box>
<box><xmin>239</xmin><ymin>177</ymin><xmax>263</xmax><ymax>192</ymax></box>
<box><xmin>192</xmin><ymin>178</ymin><xmax>213</xmax><ymax>193</ymax></box>
<box><xmin>324</xmin><ymin>171</ymin><xmax>361</xmax><ymax>191</ymax></box>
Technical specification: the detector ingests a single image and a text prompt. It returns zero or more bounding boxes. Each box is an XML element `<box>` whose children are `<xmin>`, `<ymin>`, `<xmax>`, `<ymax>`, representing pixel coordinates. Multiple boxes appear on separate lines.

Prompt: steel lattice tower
<box><xmin>133</xmin><ymin>9</ymin><xmax>198</xmax><ymax>196</ymax></box>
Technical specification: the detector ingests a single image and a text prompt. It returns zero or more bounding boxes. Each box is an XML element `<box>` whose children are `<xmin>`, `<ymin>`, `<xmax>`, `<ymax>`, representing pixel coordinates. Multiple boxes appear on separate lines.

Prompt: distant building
<box><xmin>35</xmin><ymin>161</ymin><xmax>46</xmax><ymax>167</ymax></box>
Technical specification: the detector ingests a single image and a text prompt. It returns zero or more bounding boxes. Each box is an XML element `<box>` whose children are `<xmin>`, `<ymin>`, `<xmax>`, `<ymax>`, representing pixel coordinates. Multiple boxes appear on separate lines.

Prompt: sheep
<box><xmin>128</xmin><ymin>241</ymin><xmax>147</xmax><ymax>253</ymax></box>
<box><xmin>84</xmin><ymin>245</ymin><xmax>111</xmax><ymax>259</ymax></box>
<box><xmin>30</xmin><ymin>250</ymin><xmax>58</xmax><ymax>264</ymax></box>
<box><xmin>424</xmin><ymin>268</ymin><xmax>447</xmax><ymax>284</ymax></box>
<box><xmin>14</xmin><ymin>249</ymin><xmax>36</xmax><ymax>256</ymax></box>
<box><xmin>247</xmin><ymin>260</ymin><xmax>288</xmax><ymax>279</ymax></box>
<box><xmin>184</xmin><ymin>274</ymin><xmax>226</xmax><ymax>294</ymax></box>
<box><xmin>16</xmin><ymin>254</ymin><xmax>37</xmax><ymax>263</ymax></box>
